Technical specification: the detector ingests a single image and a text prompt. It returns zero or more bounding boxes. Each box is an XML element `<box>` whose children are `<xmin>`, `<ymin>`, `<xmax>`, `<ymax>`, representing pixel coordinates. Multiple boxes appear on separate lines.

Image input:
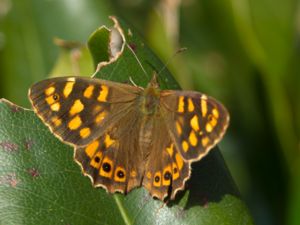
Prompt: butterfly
<box><xmin>28</xmin><ymin>74</ymin><xmax>229</xmax><ymax>200</ymax></box>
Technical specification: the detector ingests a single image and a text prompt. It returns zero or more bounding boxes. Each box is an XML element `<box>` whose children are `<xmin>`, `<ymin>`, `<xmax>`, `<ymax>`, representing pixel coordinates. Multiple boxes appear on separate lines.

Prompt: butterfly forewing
<box><xmin>160</xmin><ymin>90</ymin><xmax>229</xmax><ymax>162</ymax></box>
<box><xmin>29</xmin><ymin>77</ymin><xmax>141</xmax><ymax>147</ymax></box>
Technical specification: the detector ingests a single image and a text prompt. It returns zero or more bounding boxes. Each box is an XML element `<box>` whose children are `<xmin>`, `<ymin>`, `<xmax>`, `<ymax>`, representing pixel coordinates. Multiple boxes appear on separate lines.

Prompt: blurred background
<box><xmin>0</xmin><ymin>0</ymin><xmax>299</xmax><ymax>224</ymax></box>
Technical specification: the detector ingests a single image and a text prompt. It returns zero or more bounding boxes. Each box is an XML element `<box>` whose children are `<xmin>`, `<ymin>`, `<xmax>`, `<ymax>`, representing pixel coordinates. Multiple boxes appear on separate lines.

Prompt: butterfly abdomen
<box><xmin>138</xmin><ymin>117</ymin><xmax>154</xmax><ymax>160</ymax></box>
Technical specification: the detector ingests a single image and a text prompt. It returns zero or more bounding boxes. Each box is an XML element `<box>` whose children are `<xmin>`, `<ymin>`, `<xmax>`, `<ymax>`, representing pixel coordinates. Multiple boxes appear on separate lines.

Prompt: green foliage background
<box><xmin>0</xmin><ymin>0</ymin><xmax>299</xmax><ymax>225</ymax></box>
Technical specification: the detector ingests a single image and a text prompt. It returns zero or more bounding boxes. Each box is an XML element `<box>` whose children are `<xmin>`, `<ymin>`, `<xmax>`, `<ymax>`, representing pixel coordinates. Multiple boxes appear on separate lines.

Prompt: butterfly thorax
<box><xmin>140</xmin><ymin>86</ymin><xmax>161</xmax><ymax>116</ymax></box>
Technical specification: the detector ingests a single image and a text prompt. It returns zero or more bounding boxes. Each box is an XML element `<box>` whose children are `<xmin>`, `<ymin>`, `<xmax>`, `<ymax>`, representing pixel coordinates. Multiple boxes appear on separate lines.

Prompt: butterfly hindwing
<box><xmin>29</xmin><ymin>76</ymin><xmax>140</xmax><ymax>147</ymax></box>
<box><xmin>75</xmin><ymin>106</ymin><xmax>191</xmax><ymax>200</ymax></box>
<box><xmin>160</xmin><ymin>90</ymin><xmax>229</xmax><ymax>162</ymax></box>
<box><xmin>141</xmin><ymin>116</ymin><xmax>191</xmax><ymax>200</ymax></box>
<box><xmin>74</xmin><ymin>104</ymin><xmax>144</xmax><ymax>194</ymax></box>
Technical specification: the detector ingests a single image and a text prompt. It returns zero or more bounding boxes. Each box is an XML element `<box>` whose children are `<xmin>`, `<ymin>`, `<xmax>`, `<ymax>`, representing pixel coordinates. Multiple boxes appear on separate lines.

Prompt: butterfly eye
<box><xmin>102</xmin><ymin>162</ymin><xmax>111</xmax><ymax>172</ymax></box>
<box><xmin>164</xmin><ymin>171</ymin><xmax>171</xmax><ymax>180</ymax></box>
<box><xmin>117</xmin><ymin>170</ymin><xmax>125</xmax><ymax>178</ymax></box>
<box><xmin>154</xmin><ymin>175</ymin><xmax>160</xmax><ymax>182</ymax></box>
<box><xmin>114</xmin><ymin>167</ymin><xmax>126</xmax><ymax>182</ymax></box>
<box><xmin>94</xmin><ymin>156</ymin><xmax>101</xmax><ymax>163</ymax></box>
<box><xmin>52</xmin><ymin>93</ymin><xmax>59</xmax><ymax>101</ymax></box>
<box><xmin>173</xmin><ymin>167</ymin><xmax>178</xmax><ymax>174</ymax></box>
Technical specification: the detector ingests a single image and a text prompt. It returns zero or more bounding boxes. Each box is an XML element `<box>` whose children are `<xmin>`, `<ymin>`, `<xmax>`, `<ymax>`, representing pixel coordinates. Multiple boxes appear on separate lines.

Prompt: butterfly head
<box><xmin>147</xmin><ymin>72</ymin><xmax>160</xmax><ymax>89</ymax></box>
<box><xmin>140</xmin><ymin>73</ymin><xmax>161</xmax><ymax>115</ymax></box>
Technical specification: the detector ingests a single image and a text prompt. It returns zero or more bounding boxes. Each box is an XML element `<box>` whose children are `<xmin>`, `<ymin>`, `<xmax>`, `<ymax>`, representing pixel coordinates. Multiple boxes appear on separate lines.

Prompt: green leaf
<box><xmin>0</xmin><ymin>17</ymin><xmax>254</xmax><ymax>225</ymax></box>
<box><xmin>88</xmin><ymin>26</ymin><xmax>111</xmax><ymax>66</ymax></box>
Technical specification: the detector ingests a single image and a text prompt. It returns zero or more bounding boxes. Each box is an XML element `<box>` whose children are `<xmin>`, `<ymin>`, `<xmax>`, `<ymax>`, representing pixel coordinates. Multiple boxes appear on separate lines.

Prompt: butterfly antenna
<box><xmin>128</xmin><ymin>76</ymin><xmax>139</xmax><ymax>87</ymax></box>
<box><xmin>157</xmin><ymin>47</ymin><xmax>187</xmax><ymax>76</ymax></box>
<box><xmin>126</xmin><ymin>43</ymin><xmax>149</xmax><ymax>78</ymax></box>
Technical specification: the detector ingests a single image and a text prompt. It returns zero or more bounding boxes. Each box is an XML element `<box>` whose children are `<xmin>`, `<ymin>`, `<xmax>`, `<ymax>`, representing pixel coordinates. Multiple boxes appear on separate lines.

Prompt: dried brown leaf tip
<box><xmin>53</xmin><ymin>37</ymin><xmax>83</xmax><ymax>50</ymax></box>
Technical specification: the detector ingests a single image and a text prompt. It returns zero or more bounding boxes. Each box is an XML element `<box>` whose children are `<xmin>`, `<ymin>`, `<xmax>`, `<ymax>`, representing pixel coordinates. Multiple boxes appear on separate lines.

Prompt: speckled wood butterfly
<box><xmin>28</xmin><ymin>74</ymin><xmax>229</xmax><ymax>200</ymax></box>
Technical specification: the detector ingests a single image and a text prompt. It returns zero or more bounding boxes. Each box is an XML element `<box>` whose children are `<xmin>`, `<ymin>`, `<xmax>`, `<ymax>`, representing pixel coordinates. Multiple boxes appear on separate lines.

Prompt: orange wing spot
<box><xmin>176</xmin><ymin>121</ymin><xmax>182</xmax><ymax>135</ymax></box>
<box><xmin>104</xmin><ymin>134</ymin><xmax>115</xmax><ymax>148</ymax></box>
<box><xmin>206</xmin><ymin>123</ymin><xmax>213</xmax><ymax>132</ymax></box>
<box><xmin>162</xmin><ymin>165</ymin><xmax>172</xmax><ymax>186</ymax></box>
<box><xmin>93</xmin><ymin>105</ymin><xmax>102</xmax><ymax>115</ymax></box>
<box><xmin>95</xmin><ymin>111</ymin><xmax>107</xmax><ymax>123</ymax></box>
<box><xmin>172</xmin><ymin>163</ymin><xmax>179</xmax><ymax>180</ymax></box>
<box><xmin>177</xmin><ymin>96</ymin><xmax>185</xmax><ymax>113</ymax></box>
<box><xmin>182</xmin><ymin>140</ymin><xmax>189</xmax><ymax>152</ymax></box>
<box><xmin>190</xmin><ymin>115</ymin><xmax>200</xmax><ymax>131</ymax></box>
<box><xmin>212</xmin><ymin>108</ymin><xmax>219</xmax><ymax>119</ymax></box>
<box><xmin>209</xmin><ymin>115</ymin><xmax>218</xmax><ymax>126</ymax></box>
<box><xmin>50</xmin><ymin>102</ymin><xmax>60</xmax><ymax>111</ymax></box>
<box><xmin>45</xmin><ymin>86</ymin><xmax>55</xmax><ymax>96</ymax></box>
<box><xmin>83</xmin><ymin>85</ymin><xmax>94</xmax><ymax>98</ymax></box>
<box><xmin>130</xmin><ymin>170</ymin><xmax>137</xmax><ymax>177</ymax></box>
<box><xmin>63</xmin><ymin>81</ymin><xmax>75</xmax><ymax>98</ymax></box>
<box><xmin>80</xmin><ymin>127</ymin><xmax>91</xmax><ymax>138</ymax></box>
<box><xmin>68</xmin><ymin>115</ymin><xmax>82</xmax><ymax>130</ymax></box>
<box><xmin>51</xmin><ymin>117</ymin><xmax>62</xmax><ymax>127</ymax></box>
<box><xmin>144</xmin><ymin>182</ymin><xmax>151</xmax><ymax>190</ymax></box>
<box><xmin>69</xmin><ymin>99</ymin><xmax>84</xmax><ymax>116</ymax></box>
<box><xmin>90</xmin><ymin>151</ymin><xmax>102</xmax><ymax>169</ymax></box>
<box><xmin>206</xmin><ymin>115</ymin><xmax>218</xmax><ymax>132</ymax></box>
<box><xmin>114</xmin><ymin>166</ymin><xmax>126</xmax><ymax>182</ymax></box>
<box><xmin>166</xmin><ymin>143</ymin><xmax>174</xmax><ymax>157</ymax></box>
<box><xmin>153</xmin><ymin>171</ymin><xmax>162</xmax><ymax>187</ymax></box>
<box><xmin>201</xmin><ymin>97</ymin><xmax>207</xmax><ymax>117</ymax></box>
<box><xmin>175</xmin><ymin>153</ymin><xmax>184</xmax><ymax>170</ymax></box>
<box><xmin>188</xmin><ymin>98</ymin><xmax>195</xmax><ymax>112</ymax></box>
<box><xmin>99</xmin><ymin>157</ymin><xmax>113</xmax><ymax>178</ymax></box>
<box><xmin>202</xmin><ymin>136</ymin><xmax>210</xmax><ymax>147</ymax></box>
<box><xmin>46</xmin><ymin>95</ymin><xmax>56</xmax><ymax>105</ymax></box>
<box><xmin>97</xmin><ymin>85</ymin><xmax>109</xmax><ymax>102</ymax></box>
<box><xmin>85</xmin><ymin>140</ymin><xmax>99</xmax><ymax>158</ymax></box>
<box><xmin>146</xmin><ymin>171</ymin><xmax>152</xmax><ymax>179</ymax></box>
<box><xmin>189</xmin><ymin>130</ymin><xmax>198</xmax><ymax>147</ymax></box>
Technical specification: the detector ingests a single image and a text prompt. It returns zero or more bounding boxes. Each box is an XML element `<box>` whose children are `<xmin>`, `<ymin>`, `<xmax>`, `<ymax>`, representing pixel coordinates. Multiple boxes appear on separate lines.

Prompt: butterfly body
<box><xmin>29</xmin><ymin>75</ymin><xmax>229</xmax><ymax>200</ymax></box>
<box><xmin>139</xmin><ymin>78</ymin><xmax>161</xmax><ymax>116</ymax></box>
